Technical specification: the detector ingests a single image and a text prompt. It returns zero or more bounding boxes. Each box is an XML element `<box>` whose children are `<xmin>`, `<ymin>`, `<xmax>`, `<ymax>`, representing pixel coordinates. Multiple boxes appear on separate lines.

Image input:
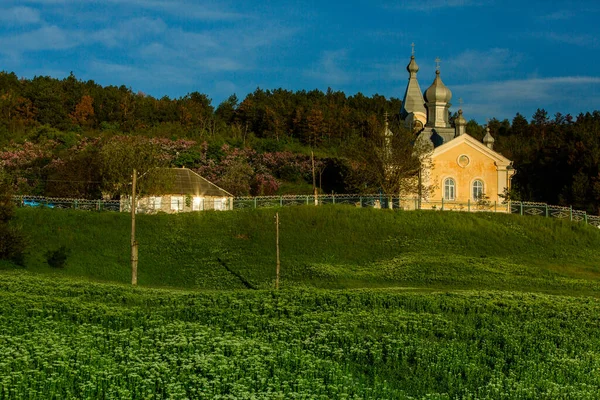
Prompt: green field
<box><xmin>6</xmin><ymin>206</ymin><xmax>600</xmax><ymax>294</ymax></box>
<box><xmin>1</xmin><ymin>272</ymin><xmax>599</xmax><ymax>399</ymax></box>
<box><xmin>2</xmin><ymin>206</ymin><xmax>600</xmax><ymax>398</ymax></box>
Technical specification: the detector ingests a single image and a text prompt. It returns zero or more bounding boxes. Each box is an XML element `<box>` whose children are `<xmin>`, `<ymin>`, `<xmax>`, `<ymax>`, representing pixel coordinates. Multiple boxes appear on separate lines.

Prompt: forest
<box><xmin>0</xmin><ymin>71</ymin><xmax>599</xmax><ymax>214</ymax></box>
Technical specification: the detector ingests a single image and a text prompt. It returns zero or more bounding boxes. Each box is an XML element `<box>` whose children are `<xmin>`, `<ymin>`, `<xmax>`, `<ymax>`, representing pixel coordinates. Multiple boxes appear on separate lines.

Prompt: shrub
<box><xmin>46</xmin><ymin>246</ymin><xmax>70</xmax><ymax>269</ymax></box>
<box><xmin>0</xmin><ymin>173</ymin><xmax>27</xmax><ymax>265</ymax></box>
<box><xmin>0</xmin><ymin>224</ymin><xmax>27</xmax><ymax>266</ymax></box>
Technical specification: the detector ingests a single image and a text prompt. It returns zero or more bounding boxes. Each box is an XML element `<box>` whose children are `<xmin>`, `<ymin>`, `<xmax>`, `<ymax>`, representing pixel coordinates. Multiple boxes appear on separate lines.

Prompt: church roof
<box><xmin>455</xmin><ymin>109</ymin><xmax>467</xmax><ymax>126</ymax></box>
<box><xmin>431</xmin><ymin>134</ymin><xmax>512</xmax><ymax>166</ymax></box>
<box><xmin>483</xmin><ymin>126</ymin><xmax>495</xmax><ymax>145</ymax></box>
<box><xmin>424</xmin><ymin>70</ymin><xmax>452</xmax><ymax>104</ymax></box>
<box><xmin>400</xmin><ymin>55</ymin><xmax>427</xmax><ymax>119</ymax></box>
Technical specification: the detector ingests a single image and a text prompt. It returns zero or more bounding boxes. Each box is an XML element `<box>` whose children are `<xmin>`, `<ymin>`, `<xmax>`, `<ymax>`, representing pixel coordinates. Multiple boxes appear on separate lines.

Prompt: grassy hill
<box><xmin>3</xmin><ymin>207</ymin><xmax>600</xmax><ymax>398</ymax></box>
<box><xmin>5</xmin><ymin>205</ymin><xmax>600</xmax><ymax>295</ymax></box>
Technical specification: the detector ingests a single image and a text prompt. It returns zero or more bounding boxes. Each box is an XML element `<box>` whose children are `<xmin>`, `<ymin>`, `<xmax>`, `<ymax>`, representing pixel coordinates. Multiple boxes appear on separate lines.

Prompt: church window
<box><xmin>457</xmin><ymin>154</ymin><xmax>470</xmax><ymax>168</ymax></box>
<box><xmin>472</xmin><ymin>180</ymin><xmax>484</xmax><ymax>200</ymax></box>
<box><xmin>444</xmin><ymin>178</ymin><xmax>455</xmax><ymax>200</ymax></box>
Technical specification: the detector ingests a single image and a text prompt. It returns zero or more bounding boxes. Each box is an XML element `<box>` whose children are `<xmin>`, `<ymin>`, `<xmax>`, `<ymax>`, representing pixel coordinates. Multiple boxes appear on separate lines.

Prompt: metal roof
<box><xmin>143</xmin><ymin>168</ymin><xmax>233</xmax><ymax>197</ymax></box>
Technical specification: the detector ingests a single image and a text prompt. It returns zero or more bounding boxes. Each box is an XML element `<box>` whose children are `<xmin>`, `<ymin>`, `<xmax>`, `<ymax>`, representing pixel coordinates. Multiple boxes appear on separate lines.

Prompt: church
<box><xmin>399</xmin><ymin>49</ymin><xmax>515</xmax><ymax>210</ymax></box>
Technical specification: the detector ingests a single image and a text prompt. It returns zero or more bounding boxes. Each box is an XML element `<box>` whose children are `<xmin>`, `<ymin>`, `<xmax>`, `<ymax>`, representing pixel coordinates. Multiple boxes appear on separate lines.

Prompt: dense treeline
<box><xmin>0</xmin><ymin>71</ymin><xmax>400</xmax><ymax>146</ymax></box>
<box><xmin>1</xmin><ymin>72</ymin><xmax>599</xmax><ymax>213</ymax></box>
<box><xmin>487</xmin><ymin>110</ymin><xmax>600</xmax><ymax>214</ymax></box>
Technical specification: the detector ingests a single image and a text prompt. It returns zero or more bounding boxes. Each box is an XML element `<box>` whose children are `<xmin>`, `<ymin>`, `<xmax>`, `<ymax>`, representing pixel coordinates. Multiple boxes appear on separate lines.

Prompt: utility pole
<box><xmin>275</xmin><ymin>212</ymin><xmax>280</xmax><ymax>290</ymax></box>
<box><xmin>312</xmin><ymin>150</ymin><xmax>318</xmax><ymax>206</ymax></box>
<box><xmin>131</xmin><ymin>169</ymin><xmax>138</xmax><ymax>286</ymax></box>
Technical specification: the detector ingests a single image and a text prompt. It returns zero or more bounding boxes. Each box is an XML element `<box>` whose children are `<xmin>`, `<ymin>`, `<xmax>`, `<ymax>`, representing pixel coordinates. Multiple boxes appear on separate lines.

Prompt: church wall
<box><xmin>429</xmin><ymin>142</ymin><xmax>503</xmax><ymax>204</ymax></box>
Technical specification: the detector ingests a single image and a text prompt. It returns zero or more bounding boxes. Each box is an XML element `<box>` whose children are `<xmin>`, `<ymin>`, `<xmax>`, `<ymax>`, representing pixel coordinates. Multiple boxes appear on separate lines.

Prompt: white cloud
<box><xmin>396</xmin><ymin>0</ymin><xmax>491</xmax><ymax>12</ymax></box>
<box><xmin>0</xmin><ymin>6</ymin><xmax>42</xmax><ymax>25</ymax></box>
<box><xmin>456</xmin><ymin>76</ymin><xmax>600</xmax><ymax>103</ymax></box>
<box><xmin>454</xmin><ymin>76</ymin><xmax>600</xmax><ymax>121</ymax></box>
<box><xmin>197</xmin><ymin>57</ymin><xmax>245</xmax><ymax>72</ymax></box>
<box><xmin>0</xmin><ymin>18</ymin><xmax>169</xmax><ymax>55</ymax></box>
<box><xmin>533</xmin><ymin>32</ymin><xmax>599</xmax><ymax>48</ymax></box>
<box><xmin>88</xmin><ymin>60</ymin><xmax>195</xmax><ymax>87</ymax></box>
<box><xmin>538</xmin><ymin>10</ymin><xmax>574</xmax><ymax>20</ymax></box>
<box><xmin>17</xmin><ymin>0</ymin><xmax>68</xmax><ymax>4</ymax></box>
<box><xmin>103</xmin><ymin>0</ymin><xmax>247</xmax><ymax>21</ymax></box>
<box><xmin>446</xmin><ymin>48</ymin><xmax>522</xmax><ymax>80</ymax></box>
<box><xmin>305</xmin><ymin>50</ymin><xmax>352</xmax><ymax>85</ymax></box>
<box><xmin>0</xmin><ymin>25</ymin><xmax>81</xmax><ymax>53</ymax></box>
<box><xmin>134</xmin><ymin>23</ymin><xmax>295</xmax><ymax>73</ymax></box>
<box><xmin>91</xmin><ymin>17</ymin><xmax>168</xmax><ymax>47</ymax></box>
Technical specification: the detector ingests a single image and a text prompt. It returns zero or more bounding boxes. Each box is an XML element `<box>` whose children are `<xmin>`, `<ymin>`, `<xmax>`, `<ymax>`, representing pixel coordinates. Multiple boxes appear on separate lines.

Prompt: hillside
<box><xmin>5</xmin><ymin>206</ymin><xmax>600</xmax><ymax>295</ymax></box>
<box><xmin>3</xmin><ymin>207</ymin><xmax>600</xmax><ymax>398</ymax></box>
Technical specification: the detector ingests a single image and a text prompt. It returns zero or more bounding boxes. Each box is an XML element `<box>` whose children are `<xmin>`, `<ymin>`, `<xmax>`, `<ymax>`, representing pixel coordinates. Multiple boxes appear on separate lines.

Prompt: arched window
<box><xmin>444</xmin><ymin>178</ymin><xmax>455</xmax><ymax>200</ymax></box>
<box><xmin>472</xmin><ymin>180</ymin><xmax>484</xmax><ymax>200</ymax></box>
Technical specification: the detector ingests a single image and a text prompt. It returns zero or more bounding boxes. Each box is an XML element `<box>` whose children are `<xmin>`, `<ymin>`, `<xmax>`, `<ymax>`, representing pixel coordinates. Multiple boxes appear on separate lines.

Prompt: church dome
<box><xmin>455</xmin><ymin>109</ymin><xmax>467</xmax><ymax>125</ymax></box>
<box><xmin>424</xmin><ymin>70</ymin><xmax>452</xmax><ymax>104</ymax></box>
<box><xmin>406</xmin><ymin>55</ymin><xmax>419</xmax><ymax>74</ymax></box>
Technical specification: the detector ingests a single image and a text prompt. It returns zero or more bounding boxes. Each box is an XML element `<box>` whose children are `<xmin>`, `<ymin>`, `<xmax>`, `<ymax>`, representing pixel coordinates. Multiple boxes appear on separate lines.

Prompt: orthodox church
<box><xmin>399</xmin><ymin>49</ymin><xmax>515</xmax><ymax>209</ymax></box>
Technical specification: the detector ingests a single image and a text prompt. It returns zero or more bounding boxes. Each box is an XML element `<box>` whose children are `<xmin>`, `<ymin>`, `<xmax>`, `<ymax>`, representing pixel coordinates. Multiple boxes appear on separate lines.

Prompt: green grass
<box><xmin>7</xmin><ymin>206</ymin><xmax>600</xmax><ymax>294</ymax></box>
<box><xmin>1</xmin><ymin>272</ymin><xmax>599</xmax><ymax>399</ymax></box>
<box><xmin>3</xmin><ymin>207</ymin><xmax>600</xmax><ymax>398</ymax></box>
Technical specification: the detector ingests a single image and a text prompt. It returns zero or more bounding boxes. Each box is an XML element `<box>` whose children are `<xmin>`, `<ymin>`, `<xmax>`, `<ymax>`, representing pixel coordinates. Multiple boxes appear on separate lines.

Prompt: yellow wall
<box><xmin>429</xmin><ymin>142</ymin><xmax>502</xmax><ymax>203</ymax></box>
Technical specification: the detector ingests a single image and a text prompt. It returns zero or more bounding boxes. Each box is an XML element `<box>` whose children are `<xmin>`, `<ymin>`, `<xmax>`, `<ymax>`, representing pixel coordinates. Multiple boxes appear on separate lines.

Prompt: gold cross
<box><xmin>411</xmin><ymin>42</ymin><xmax>415</xmax><ymax>56</ymax></box>
<box><xmin>459</xmin><ymin>98</ymin><xmax>464</xmax><ymax>108</ymax></box>
<box><xmin>435</xmin><ymin>57</ymin><xmax>441</xmax><ymax>71</ymax></box>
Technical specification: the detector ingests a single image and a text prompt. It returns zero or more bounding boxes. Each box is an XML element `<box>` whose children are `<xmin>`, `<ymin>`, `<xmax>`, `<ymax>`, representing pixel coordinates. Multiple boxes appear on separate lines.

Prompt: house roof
<box><xmin>144</xmin><ymin>168</ymin><xmax>233</xmax><ymax>197</ymax></box>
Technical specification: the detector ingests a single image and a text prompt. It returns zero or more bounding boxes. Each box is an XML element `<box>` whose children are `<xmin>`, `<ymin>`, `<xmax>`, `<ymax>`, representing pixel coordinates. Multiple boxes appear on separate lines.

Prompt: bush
<box><xmin>46</xmin><ymin>246</ymin><xmax>70</xmax><ymax>269</ymax></box>
<box><xmin>0</xmin><ymin>173</ymin><xmax>27</xmax><ymax>265</ymax></box>
<box><xmin>0</xmin><ymin>224</ymin><xmax>27</xmax><ymax>266</ymax></box>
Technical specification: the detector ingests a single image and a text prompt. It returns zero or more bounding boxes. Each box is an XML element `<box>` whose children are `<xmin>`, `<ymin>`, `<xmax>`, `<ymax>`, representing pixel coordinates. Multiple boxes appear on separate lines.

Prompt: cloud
<box><xmin>0</xmin><ymin>25</ymin><xmax>81</xmax><ymax>53</ymax></box>
<box><xmin>305</xmin><ymin>50</ymin><xmax>352</xmax><ymax>85</ymax></box>
<box><xmin>538</xmin><ymin>10</ymin><xmax>574</xmax><ymax>20</ymax></box>
<box><xmin>445</xmin><ymin>48</ymin><xmax>522</xmax><ymax>80</ymax></box>
<box><xmin>88</xmin><ymin>60</ymin><xmax>195</xmax><ymax>87</ymax></box>
<box><xmin>134</xmin><ymin>23</ymin><xmax>295</xmax><ymax>73</ymax></box>
<box><xmin>197</xmin><ymin>57</ymin><xmax>245</xmax><ymax>72</ymax></box>
<box><xmin>91</xmin><ymin>17</ymin><xmax>168</xmax><ymax>47</ymax></box>
<box><xmin>103</xmin><ymin>0</ymin><xmax>247</xmax><ymax>21</ymax></box>
<box><xmin>533</xmin><ymin>32</ymin><xmax>599</xmax><ymax>48</ymax></box>
<box><xmin>0</xmin><ymin>17</ymin><xmax>168</xmax><ymax>55</ymax></box>
<box><xmin>453</xmin><ymin>76</ymin><xmax>600</xmax><ymax>121</ymax></box>
<box><xmin>18</xmin><ymin>0</ymin><xmax>245</xmax><ymax>18</ymax></box>
<box><xmin>17</xmin><ymin>0</ymin><xmax>68</xmax><ymax>4</ymax></box>
<box><xmin>394</xmin><ymin>0</ymin><xmax>490</xmax><ymax>12</ymax></box>
<box><xmin>0</xmin><ymin>6</ymin><xmax>42</xmax><ymax>25</ymax></box>
<box><xmin>457</xmin><ymin>76</ymin><xmax>600</xmax><ymax>103</ymax></box>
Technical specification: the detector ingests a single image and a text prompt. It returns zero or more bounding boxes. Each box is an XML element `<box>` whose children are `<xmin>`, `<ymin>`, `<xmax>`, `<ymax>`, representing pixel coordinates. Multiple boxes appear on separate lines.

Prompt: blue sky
<box><xmin>1</xmin><ymin>0</ymin><xmax>599</xmax><ymax>123</ymax></box>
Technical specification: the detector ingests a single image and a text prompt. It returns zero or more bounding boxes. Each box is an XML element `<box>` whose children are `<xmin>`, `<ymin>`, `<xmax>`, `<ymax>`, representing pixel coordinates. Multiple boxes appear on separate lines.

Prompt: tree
<box><xmin>69</xmin><ymin>95</ymin><xmax>95</xmax><ymax>128</ymax></box>
<box><xmin>215</xmin><ymin>94</ymin><xmax>238</xmax><ymax>124</ymax></box>
<box><xmin>344</xmin><ymin>121</ymin><xmax>432</xmax><ymax>196</ymax></box>
<box><xmin>98</xmin><ymin>136</ymin><xmax>168</xmax><ymax>198</ymax></box>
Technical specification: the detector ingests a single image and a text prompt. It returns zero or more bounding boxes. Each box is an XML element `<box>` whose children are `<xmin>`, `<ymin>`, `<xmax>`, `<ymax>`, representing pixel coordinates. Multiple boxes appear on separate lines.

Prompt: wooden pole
<box><xmin>312</xmin><ymin>151</ymin><xmax>318</xmax><ymax>206</ymax></box>
<box><xmin>131</xmin><ymin>169</ymin><xmax>138</xmax><ymax>286</ymax></box>
<box><xmin>275</xmin><ymin>212</ymin><xmax>280</xmax><ymax>290</ymax></box>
